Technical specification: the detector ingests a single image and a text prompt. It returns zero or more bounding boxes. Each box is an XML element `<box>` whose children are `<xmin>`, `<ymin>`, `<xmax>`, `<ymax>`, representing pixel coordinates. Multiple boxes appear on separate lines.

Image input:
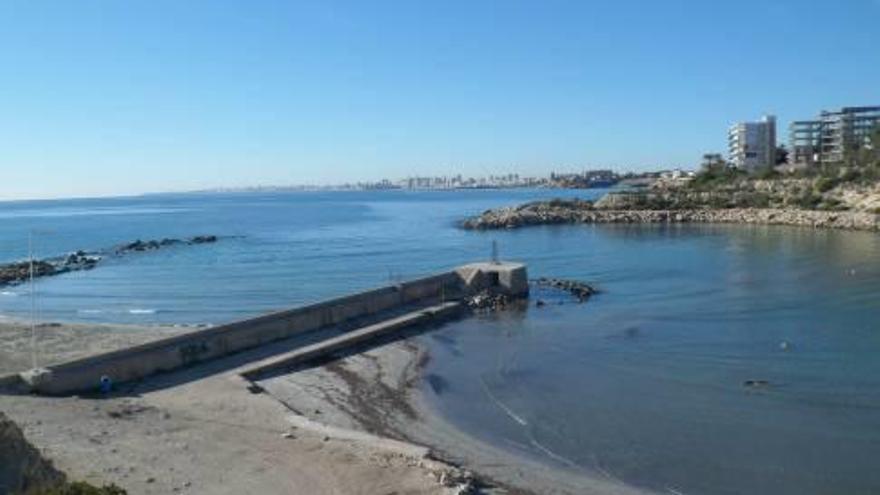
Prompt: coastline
<box><xmin>462</xmin><ymin>205</ymin><xmax>880</xmax><ymax>231</ymax></box>
<box><xmin>0</xmin><ymin>317</ymin><xmax>475</xmax><ymax>494</ymax></box>
<box><xmin>258</xmin><ymin>337</ymin><xmax>654</xmax><ymax>495</ymax></box>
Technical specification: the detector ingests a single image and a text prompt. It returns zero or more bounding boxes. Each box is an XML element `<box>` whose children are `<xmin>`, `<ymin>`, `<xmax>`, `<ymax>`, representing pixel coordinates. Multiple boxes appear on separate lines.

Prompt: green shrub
<box><xmin>815</xmin><ymin>177</ymin><xmax>838</xmax><ymax>193</ymax></box>
<box><xmin>752</xmin><ymin>167</ymin><xmax>780</xmax><ymax>180</ymax></box>
<box><xmin>818</xmin><ymin>198</ymin><xmax>847</xmax><ymax>211</ymax></box>
<box><xmin>795</xmin><ymin>191</ymin><xmax>823</xmax><ymax>209</ymax></box>
<box><xmin>840</xmin><ymin>168</ymin><xmax>861</xmax><ymax>183</ymax></box>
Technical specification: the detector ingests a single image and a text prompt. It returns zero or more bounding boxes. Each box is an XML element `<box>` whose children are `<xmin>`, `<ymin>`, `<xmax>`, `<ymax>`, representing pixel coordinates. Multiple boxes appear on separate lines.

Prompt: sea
<box><xmin>2</xmin><ymin>189</ymin><xmax>879</xmax><ymax>494</ymax></box>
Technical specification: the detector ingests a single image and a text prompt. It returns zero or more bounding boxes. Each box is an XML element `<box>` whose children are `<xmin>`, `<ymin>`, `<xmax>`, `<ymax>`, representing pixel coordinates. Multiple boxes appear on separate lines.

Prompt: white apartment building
<box><xmin>790</xmin><ymin>106</ymin><xmax>880</xmax><ymax>165</ymax></box>
<box><xmin>728</xmin><ymin>115</ymin><xmax>776</xmax><ymax>170</ymax></box>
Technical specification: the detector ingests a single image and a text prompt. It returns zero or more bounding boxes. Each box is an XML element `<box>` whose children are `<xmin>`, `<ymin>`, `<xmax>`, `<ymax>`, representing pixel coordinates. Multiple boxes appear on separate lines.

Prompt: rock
<box><xmin>189</xmin><ymin>235</ymin><xmax>217</xmax><ymax>244</ymax></box>
<box><xmin>1</xmin><ymin>235</ymin><xmax>222</xmax><ymax>287</ymax></box>
<box><xmin>0</xmin><ymin>411</ymin><xmax>66</xmax><ymax>493</ymax></box>
<box><xmin>460</xmin><ymin>199</ymin><xmax>880</xmax><ymax>232</ymax></box>
<box><xmin>465</xmin><ymin>290</ymin><xmax>515</xmax><ymax>311</ymax></box>
<box><xmin>532</xmin><ymin>277</ymin><xmax>598</xmax><ymax>302</ymax></box>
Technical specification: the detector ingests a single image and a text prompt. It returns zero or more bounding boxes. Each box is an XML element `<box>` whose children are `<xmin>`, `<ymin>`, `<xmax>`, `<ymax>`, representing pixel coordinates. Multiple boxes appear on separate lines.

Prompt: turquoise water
<box><xmin>2</xmin><ymin>190</ymin><xmax>880</xmax><ymax>494</ymax></box>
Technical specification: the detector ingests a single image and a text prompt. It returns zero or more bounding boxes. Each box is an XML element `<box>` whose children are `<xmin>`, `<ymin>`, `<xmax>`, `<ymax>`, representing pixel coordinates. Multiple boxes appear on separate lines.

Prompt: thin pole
<box><xmin>29</xmin><ymin>231</ymin><xmax>37</xmax><ymax>369</ymax></box>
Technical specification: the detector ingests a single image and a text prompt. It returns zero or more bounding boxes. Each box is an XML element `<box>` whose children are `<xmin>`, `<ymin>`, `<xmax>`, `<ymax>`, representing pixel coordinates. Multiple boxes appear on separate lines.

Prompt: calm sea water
<box><xmin>0</xmin><ymin>189</ymin><xmax>588</xmax><ymax>323</ymax></box>
<box><xmin>2</xmin><ymin>190</ymin><xmax>880</xmax><ymax>494</ymax></box>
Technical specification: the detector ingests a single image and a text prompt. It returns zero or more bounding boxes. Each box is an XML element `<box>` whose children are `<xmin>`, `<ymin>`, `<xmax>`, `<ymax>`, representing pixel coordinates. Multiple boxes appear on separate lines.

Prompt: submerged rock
<box><xmin>532</xmin><ymin>277</ymin><xmax>598</xmax><ymax>302</ymax></box>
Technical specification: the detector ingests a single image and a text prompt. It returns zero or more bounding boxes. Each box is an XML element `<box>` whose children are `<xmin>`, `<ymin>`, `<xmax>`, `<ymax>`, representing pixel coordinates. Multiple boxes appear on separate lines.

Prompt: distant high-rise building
<box><xmin>728</xmin><ymin>115</ymin><xmax>776</xmax><ymax>170</ymax></box>
<box><xmin>789</xmin><ymin>106</ymin><xmax>880</xmax><ymax>166</ymax></box>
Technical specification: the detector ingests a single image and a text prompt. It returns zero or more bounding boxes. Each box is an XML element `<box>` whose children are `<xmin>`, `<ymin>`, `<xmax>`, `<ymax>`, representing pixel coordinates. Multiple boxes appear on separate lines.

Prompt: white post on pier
<box><xmin>29</xmin><ymin>231</ymin><xmax>37</xmax><ymax>370</ymax></box>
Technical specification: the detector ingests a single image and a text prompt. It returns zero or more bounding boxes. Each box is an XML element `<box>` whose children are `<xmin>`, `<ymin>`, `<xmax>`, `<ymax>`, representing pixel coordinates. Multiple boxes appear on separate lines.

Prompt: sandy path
<box><xmin>0</xmin><ymin>319</ymin><xmax>193</xmax><ymax>375</ymax></box>
<box><xmin>0</xmin><ymin>320</ymin><xmax>468</xmax><ymax>495</ymax></box>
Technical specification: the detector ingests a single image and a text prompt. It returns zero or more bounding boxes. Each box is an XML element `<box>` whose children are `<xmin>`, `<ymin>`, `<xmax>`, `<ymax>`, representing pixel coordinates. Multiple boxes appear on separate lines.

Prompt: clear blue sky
<box><xmin>1</xmin><ymin>0</ymin><xmax>878</xmax><ymax>199</ymax></box>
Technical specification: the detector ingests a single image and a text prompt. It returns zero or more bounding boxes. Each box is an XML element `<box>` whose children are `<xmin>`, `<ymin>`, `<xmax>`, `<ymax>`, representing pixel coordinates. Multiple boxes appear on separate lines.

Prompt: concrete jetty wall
<box><xmin>17</xmin><ymin>262</ymin><xmax>528</xmax><ymax>395</ymax></box>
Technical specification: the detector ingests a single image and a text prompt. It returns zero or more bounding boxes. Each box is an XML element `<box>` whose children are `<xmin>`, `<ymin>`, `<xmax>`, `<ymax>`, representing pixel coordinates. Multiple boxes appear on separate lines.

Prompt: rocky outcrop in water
<box><xmin>0</xmin><ymin>411</ymin><xmax>66</xmax><ymax>494</ymax></box>
<box><xmin>532</xmin><ymin>277</ymin><xmax>598</xmax><ymax>302</ymax></box>
<box><xmin>116</xmin><ymin>235</ymin><xmax>217</xmax><ymax>254</ymax></box>
<box><xmin>461</xmin><ymin>199</ymin><xmax>880</xmax><ymax>232</ymax></box>
<box><xmin>465</xmin><ymin>290</ymin><xmax>516</xmax><ymax>311</ymax></box>
<box><xmin>0</xmin><ymin>235</ymin><xmax>220</xmax><ymax>287</ymax></box>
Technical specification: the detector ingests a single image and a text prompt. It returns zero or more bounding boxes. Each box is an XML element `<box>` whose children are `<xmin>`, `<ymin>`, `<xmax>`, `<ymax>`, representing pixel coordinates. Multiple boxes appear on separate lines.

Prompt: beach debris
<box><xmin>99</xmin><ymin>375</ymin><xmax>113</xmax><ymax>394</ymax></box>
<box><xmin>532</xmin><ymin>277</ymin><xmax>598</xmax><ymax>302</ymax></box>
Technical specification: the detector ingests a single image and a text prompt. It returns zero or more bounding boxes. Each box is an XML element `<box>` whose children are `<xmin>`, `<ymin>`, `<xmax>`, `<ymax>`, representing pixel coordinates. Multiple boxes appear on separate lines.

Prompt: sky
<box><xmin>0</xmin><ymin>0</ymin><xmax>878</xmax><ymax>200</ymax></box>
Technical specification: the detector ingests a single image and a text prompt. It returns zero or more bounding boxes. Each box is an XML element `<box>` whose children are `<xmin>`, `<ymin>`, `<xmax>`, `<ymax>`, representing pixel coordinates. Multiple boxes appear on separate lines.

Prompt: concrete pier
<box><xmin>12</xmin><ymin>261</ymin><xmax>528</xmax><ymax>395</ymax></box>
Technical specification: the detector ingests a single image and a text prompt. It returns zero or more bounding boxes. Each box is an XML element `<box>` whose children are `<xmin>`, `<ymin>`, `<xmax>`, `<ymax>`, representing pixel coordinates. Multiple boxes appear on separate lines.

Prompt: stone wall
<box><xmin>18</xmin><ymin>269</ymin><xmax>482</xmax><ymax>395</ymax></box>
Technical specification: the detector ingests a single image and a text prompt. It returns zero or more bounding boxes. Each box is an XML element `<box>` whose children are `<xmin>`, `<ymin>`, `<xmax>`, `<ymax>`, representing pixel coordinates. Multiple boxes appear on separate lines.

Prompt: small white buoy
<box><xmin>779</xmin><ymin>341</ymin><xmax>791</xmax><ymax>351</ymax></box>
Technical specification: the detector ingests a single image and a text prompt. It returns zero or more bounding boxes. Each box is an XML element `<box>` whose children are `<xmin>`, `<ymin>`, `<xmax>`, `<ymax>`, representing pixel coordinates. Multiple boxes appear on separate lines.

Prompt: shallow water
<box><xmin>421</xmin><ymin>223</ymin><xmax>880</xmax><ymax>495</ymax></box>
<box><xmin>2</xmin><ymin>190</ymin><xmax>879</xmax><ymax>494</ymax></box>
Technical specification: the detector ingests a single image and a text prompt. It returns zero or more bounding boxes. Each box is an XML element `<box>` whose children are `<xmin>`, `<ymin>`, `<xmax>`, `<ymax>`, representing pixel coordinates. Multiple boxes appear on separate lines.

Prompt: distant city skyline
<box><xmin>1</xmin><ymin>1</ymin><xmax>879</xmax><ymax>200</ymax></box>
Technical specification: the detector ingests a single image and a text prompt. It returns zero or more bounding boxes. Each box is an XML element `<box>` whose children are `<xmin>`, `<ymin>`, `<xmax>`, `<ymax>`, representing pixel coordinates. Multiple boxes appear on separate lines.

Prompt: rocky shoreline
<box><xmin>461</xmin><ymin>200</ymin><xmax>880</xmax><ymax>232</ymax></box>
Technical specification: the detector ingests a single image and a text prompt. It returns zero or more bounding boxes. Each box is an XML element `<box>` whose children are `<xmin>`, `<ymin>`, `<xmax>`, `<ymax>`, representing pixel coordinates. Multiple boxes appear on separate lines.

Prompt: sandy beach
<box><xmin>0</xmin><ymin>318</ymin><xmax>476</xmax><ymax>494</ymax></box>
<box><xmin>0</xmin><ymin>315</ymin><xmax>653</xmax><ymax>495</ymax></box>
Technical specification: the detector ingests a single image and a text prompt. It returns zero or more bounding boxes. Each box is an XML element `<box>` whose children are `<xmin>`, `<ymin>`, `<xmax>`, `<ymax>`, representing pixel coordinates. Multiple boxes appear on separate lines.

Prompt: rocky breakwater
<box><xmin>0</xmin><ymin>235</ymin><xmax>219</xmax><ymax>287</ymax></box>
<box><xmin>461</xmin><ymin>198</ymin><xmax>880</xmax><ymax>232</ymax></box>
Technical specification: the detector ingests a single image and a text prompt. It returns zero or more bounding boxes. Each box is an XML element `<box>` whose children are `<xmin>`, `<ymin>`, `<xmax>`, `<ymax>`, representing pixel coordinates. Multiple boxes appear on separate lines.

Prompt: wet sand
<box><xmin>258</xmin><ymin>339</ymin><xmax>654</xmax><ymax>495</ymax></box>
<box><xmin>0</xmin><ymin>316</ymin><xmax>652</xmax><ymax>494</ymax></box>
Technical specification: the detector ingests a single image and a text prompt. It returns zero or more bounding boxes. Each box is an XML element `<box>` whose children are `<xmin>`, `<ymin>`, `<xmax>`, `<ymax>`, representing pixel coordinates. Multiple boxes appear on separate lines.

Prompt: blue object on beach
<box><xmin>99</xmin><ymin>375</ymin><xmax>112</xmax><ymax>394</ymax></box>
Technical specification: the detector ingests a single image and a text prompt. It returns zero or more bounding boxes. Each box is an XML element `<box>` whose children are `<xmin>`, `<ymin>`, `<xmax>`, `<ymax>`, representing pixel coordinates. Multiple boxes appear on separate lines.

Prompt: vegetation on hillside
<box><xmin>659</xmin><ymin>125</ymin><xmax>880</xmax><ymax>211</ymax></box>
